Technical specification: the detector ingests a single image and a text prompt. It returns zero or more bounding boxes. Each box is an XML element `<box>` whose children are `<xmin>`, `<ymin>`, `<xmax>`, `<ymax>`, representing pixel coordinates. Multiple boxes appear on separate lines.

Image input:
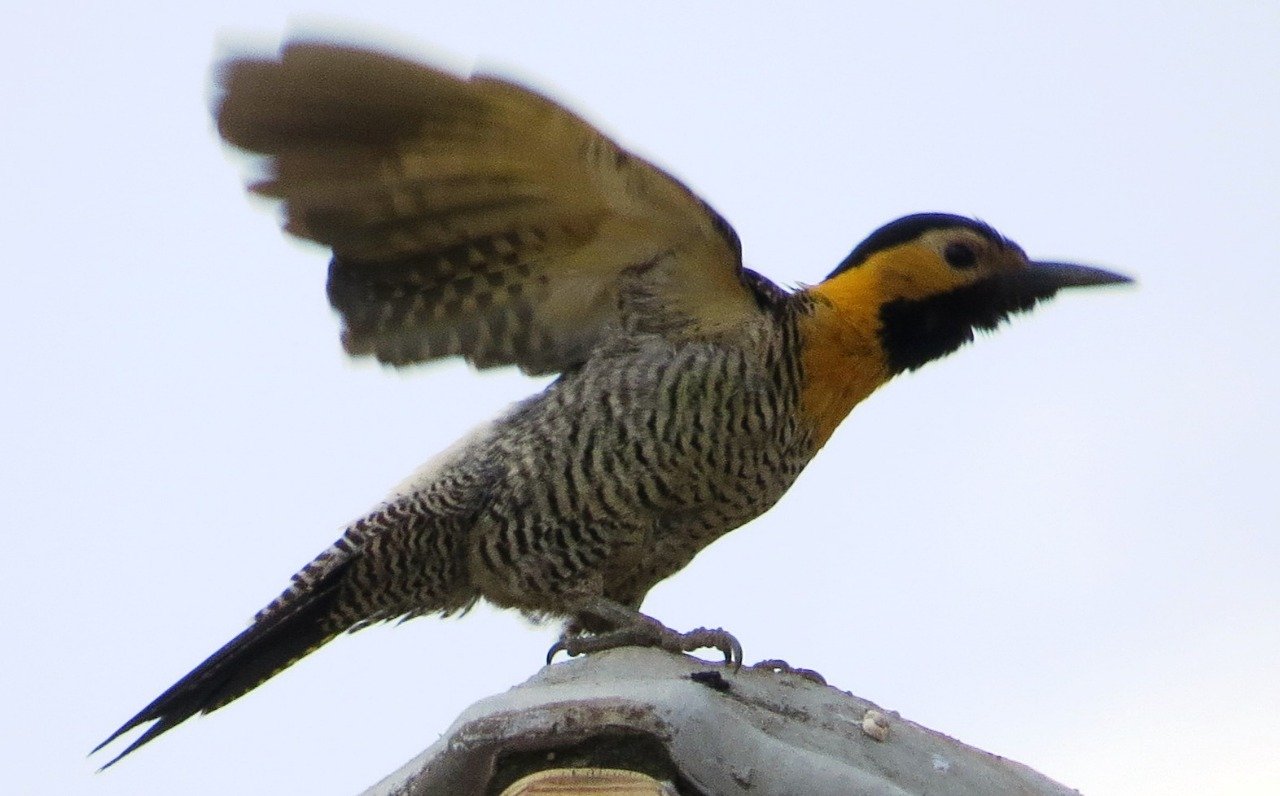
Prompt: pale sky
<box><xmin>4</xmin><ymin>3</ymin><xmax>1278</xmax><ymax>794</ymax></box>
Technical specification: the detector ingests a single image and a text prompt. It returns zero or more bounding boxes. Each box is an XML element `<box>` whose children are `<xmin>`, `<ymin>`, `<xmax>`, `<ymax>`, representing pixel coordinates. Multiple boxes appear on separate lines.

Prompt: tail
<box><xmin>92</xmin><ymin>557</ymin><xmax>352</xmax><ymax>769</ymax></box>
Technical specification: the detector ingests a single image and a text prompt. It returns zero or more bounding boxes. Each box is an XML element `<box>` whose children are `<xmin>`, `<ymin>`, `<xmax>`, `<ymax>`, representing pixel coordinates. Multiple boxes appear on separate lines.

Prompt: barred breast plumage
<box><xmin>471</xmin><ymin>303</ymin><xmax>812</xmax><ymax>613</ymax></box>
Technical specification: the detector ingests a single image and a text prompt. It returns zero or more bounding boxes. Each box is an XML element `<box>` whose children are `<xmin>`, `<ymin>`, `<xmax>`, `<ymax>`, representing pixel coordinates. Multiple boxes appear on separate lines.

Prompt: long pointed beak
<box><xmin>1022</xmin><ymin>260</ymin><xmax>1134</xmax><ymax>291</ymax></box>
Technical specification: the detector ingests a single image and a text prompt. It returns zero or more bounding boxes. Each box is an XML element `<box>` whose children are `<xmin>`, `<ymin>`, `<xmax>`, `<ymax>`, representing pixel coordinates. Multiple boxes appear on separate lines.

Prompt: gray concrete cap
<box><xmin>364</xmin><ymin>648</ymin><xmax>1077</xmax><ymax>796</ymax></box>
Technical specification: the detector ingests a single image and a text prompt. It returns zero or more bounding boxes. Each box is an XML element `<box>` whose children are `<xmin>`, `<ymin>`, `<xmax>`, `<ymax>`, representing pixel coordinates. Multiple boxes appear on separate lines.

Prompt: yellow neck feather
<box><xmin>798</xmin><ymin>265</ymin><xmax>894</xmax><ymax>449</ymax></box>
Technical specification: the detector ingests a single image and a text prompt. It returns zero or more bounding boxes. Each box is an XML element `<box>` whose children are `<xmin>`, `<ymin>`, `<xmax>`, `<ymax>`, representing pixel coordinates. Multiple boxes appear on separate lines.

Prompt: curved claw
<box><xmin>726</xmin><ymin>635</ymin><xmax>744</xmax><ymax>672</ymax></box>
<box><xmin>679</xmin><ymin>627</ymin><xmax>743</xmax><ymax>671</ymax></box>
<box><xmin>545</xmin><ymin>638</ymin><xmax>569</xmax><ymax>665</ymax></box>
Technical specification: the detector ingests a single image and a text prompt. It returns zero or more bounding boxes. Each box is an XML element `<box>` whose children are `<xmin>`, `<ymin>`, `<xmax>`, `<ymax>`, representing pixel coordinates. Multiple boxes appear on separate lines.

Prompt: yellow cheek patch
<box><xmin>866</xmin><ymin>243</ymin><xmax>966</xmax><ymax>302</ymax></box>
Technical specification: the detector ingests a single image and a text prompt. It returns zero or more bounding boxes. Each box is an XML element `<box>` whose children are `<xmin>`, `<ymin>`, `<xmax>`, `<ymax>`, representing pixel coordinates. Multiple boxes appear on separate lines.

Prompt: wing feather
<box><xmin>215</xmin><ymin>41</ymin><xmax>765</xmax><ymax>373</ymax></box>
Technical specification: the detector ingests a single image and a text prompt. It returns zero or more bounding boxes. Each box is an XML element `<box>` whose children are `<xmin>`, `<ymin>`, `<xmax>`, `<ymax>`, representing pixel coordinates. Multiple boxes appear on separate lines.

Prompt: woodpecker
<box><xmin>95</xmin><ymin>40</ymin><xmax>1129</xmax><ymax>766</ymax></box>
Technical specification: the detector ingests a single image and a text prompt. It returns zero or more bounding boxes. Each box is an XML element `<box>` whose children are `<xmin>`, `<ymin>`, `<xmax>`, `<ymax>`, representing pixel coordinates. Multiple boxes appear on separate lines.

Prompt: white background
<box><xmin>4</xmin><ymin>3</ymin><xmax>1278</xmax><ymax>794</ymax></box>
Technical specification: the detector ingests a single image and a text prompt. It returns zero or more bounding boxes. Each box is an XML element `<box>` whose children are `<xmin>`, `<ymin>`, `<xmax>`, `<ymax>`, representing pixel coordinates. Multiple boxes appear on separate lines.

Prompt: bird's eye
<box><xmin>944</xmin><ymin>241</ymin><xmax>978</xmax><ymax>270</ymax></box>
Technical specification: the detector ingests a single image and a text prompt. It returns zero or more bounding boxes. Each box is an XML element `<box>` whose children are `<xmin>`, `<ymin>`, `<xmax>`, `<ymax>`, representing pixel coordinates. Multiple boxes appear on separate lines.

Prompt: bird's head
<box><xmin>811</xmin><ymin>212</ymin><xmax>1132</xmax><ymax>375</ymax></box>
<box><xmin>796</xmin><ymin>213</ymin><xmax>1130</xmax><ymax>447</ymax></box>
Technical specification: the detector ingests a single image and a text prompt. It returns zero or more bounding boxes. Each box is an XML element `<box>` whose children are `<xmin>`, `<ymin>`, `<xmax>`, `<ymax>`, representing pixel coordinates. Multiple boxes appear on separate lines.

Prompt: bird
<box><xmin>94</xmin><ymin>39</ymin><xmax>1130</xmax><ymax>767</ymax></box>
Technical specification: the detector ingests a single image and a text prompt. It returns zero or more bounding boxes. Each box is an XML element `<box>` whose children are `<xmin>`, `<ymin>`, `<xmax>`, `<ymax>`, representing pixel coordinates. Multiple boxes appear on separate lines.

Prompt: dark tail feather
<box><xmin>93</xmin><ymin>560</ymin><xmax>351</xmax><ymax>769</ymax></box>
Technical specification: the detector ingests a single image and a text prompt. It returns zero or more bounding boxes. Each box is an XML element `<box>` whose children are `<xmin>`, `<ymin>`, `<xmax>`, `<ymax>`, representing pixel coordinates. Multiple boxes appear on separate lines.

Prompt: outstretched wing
<box><xmin>215</xmin><ymin>41</ymin><xmax>766</xmax><ymax>374</ymax></box>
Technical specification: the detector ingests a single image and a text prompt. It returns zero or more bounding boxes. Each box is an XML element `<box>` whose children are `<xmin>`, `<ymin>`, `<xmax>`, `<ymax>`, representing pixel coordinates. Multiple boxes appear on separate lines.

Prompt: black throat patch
<box><xmin>878</xmin><ymin>280</ymin><xmax>1050</xmax><ymax>373</ymax></box>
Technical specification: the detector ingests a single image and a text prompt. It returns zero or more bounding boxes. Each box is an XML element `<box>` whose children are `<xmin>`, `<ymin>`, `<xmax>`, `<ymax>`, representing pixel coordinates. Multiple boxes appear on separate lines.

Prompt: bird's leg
<box><xmin>546</xmin><ymin>596</ymin><xmax>742</xmax><ymax>669</ymax></box>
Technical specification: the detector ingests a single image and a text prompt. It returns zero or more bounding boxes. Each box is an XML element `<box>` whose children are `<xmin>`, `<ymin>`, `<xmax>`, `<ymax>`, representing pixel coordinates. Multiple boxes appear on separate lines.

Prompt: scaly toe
<box><xmin>750</xmin><ymin>658</ymin><xmax>826</xmax><ymax>684</ymax></box>
<box><xmin>545</xmin><ymin>622</ymin><xmax>743</xmax><ymax>669</ymax></box>
<box><xmin>671</xmin><ymin>627</ymin><xmax>743</xmax><ymax>670</ymax></box>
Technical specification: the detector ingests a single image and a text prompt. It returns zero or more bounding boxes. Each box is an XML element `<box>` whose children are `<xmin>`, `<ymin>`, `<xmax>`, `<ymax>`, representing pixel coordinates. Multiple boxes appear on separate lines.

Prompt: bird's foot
<box><xmin>547</xmin><ymin>605</ymin><xmax>742</xmax><ymax>669</ymax></box>
<box><xmin>750</xmin><ymin>658</ymin><xmax>827</xmax><ymax>685</ymax></box>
